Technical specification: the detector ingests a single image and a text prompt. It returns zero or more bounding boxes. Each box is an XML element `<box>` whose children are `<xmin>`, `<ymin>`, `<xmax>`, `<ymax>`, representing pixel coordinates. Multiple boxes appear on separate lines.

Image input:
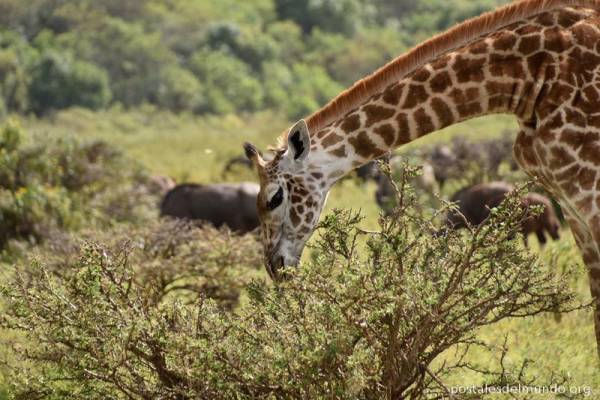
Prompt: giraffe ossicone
<box><xmin>245</xmin><ymin>0</ymin><xmax>600</xmax><ymax>359</ymax></box>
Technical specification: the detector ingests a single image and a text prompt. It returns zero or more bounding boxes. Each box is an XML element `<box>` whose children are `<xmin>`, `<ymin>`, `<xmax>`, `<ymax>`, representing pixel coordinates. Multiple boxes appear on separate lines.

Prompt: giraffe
<box><xmin>243</xmin><ymin>0</ymin><xmax>600</xmax><ymax>359</ymax></box>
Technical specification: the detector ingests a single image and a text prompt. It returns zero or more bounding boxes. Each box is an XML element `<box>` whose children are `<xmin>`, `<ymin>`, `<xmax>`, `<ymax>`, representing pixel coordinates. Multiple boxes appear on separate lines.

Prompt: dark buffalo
<box><xmin>445</xmin><ymin>182</ymin><xmax>560</xmax><ymax>246</ymax></box>
<box><xmin>428</xmin><ymin>144</ymin><xmax>457</xmax><ymax>188</ymax></box>
<box><xmin>160</xmin><ymin>183</ymin><xmax>260</xmax><ymax>234</ymax></box>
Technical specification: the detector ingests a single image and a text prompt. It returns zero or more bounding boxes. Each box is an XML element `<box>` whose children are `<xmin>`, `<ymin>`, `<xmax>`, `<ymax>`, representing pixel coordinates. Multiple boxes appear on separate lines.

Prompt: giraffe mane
<box><xmin>276</xmin><ymin>0</ymin><xmax>600</xmax><ymax>147</ymax></box>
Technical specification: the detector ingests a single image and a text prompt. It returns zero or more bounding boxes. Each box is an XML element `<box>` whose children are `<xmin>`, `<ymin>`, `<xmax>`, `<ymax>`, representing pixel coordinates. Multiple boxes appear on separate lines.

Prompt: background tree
<box><xmin>274</xmin><ymin>0</ymin><xmax>373</xmax><ymax>35</ymax></box>
<box><xmin>189</xmin><ymin>49</ymin><xmax>264</xmax><ymax>115</ymax></box>
<box><xmin>28</xmin><ymin>51</ymin><xmax>111</xmax><ymax>114</ymax></box>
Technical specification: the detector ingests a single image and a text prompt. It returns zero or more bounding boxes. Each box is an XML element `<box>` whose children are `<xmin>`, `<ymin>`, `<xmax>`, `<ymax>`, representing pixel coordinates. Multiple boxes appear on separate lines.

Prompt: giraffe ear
<box><xmin>243</xmin><ymin>142</ymin><xmax>265</xmax><ymax>167</ymax></box>
<box><xmin>286</xmin><ymin>119</ymin><xmax>310</xmax><ymax>162</ymax></box>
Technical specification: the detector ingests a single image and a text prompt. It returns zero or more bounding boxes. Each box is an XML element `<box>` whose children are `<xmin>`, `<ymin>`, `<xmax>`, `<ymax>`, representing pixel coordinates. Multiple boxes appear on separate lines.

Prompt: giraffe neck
<box><xmin>309</xmin><ymin>17</ymin><xmax>552</xmax><ymax>185</ymax></box>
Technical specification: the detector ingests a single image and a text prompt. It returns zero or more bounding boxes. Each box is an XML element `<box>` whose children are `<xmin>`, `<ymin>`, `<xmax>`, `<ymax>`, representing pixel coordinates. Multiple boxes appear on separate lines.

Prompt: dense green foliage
<box><xmin>0</xmin><ymin>0</ymin><xmax>508</xmax><ymax>118</ymax></box>
<box><xmin>0</xmin><ymin>176</ymin><xmax>580</xmax><ymax>399</ymax></box>
<box><xmin>28</xmin><ymin>51</ymin><xmax>111</xmax><ymax>114</ymax></box>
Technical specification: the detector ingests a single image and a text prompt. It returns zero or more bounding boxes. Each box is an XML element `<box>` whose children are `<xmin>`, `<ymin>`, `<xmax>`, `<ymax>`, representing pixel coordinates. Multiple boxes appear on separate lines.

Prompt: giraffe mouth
<box><xmin>264</xmin><ymin>255</ymin><xmax>285</xmax><ymax>281</ymax></box>
<box><xmin>265</xmin><ymin>240</ymin><xmax>284</xmax><ymax>281</ymax></box>
<box><xmin>266</xmin><ymin>238</ymin><xmax>302</xmax><ymax>280</ymax></box>
<box><xmin>265</xmin><ymin>234</ymin><xmax>301</xmax><ymax>281</ymax></box>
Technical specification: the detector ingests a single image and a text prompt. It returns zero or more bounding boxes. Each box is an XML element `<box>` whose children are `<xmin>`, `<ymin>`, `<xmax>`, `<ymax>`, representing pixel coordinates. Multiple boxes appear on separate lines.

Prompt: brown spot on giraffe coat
<box><xmin>518</xmin><ymin>35</ymin><xmax>541</xmax><ymax>55</ymax></box>
<box><xmin>363</xmin><ymin>105</ymin><xmax>396</xmax><ymax>127</ymax></box>
<box><xmin>403</xmin><ymin>84</ymin><xmax>429</xmax><ymax>109</ymax></box>
<box><xmin>348</xmin><ymin>131</ymin><xmax>383</xmax><ymax>159</ymax></box>
<box><xmin>374</xmin><ymin>124</ymin><xmax>396</xmax><ymax>146</ymax></box>
<box><xmin>341</xmin><ymin>114</ymin><xmax>361</xmax><ymax>133</ymax></box>
<box><xmin>449</xmin><ymin>88</ymin><xmax>483</xmax><ymax>118</ymax></box>
<box><xmin>431</xmin><ymin>54</ymin><xmax>450</xmax><ymax>70</ymax></box>
<box><xmin>304</xmin><ymin>212</ymin><xmax>314</xmax><ymax>223</ymax></box>
<box><xmin>453</xmin><ymin>55</ymin><xmax>486</xmax><ymax>83</ymax></box>
<box><xmin>516</xmin><ymin>25</ymin><xmax>539</xmax><ymax>35</ymax></box>
<box><xmin>489</xmin><ymin>53</ymin><xmax>526</xmax><ymax>79</ymax></box>
<box><xmin>493</xmin><ymin>31</ymin><xmax>517</xmax><ymax>51</ymax></box>
<box><xmin>329</xmin><ymin>145</ymin><xmax>347</xmax><ymax>158</ymax></box>
<box><xmin>395</xmin><ymin>113</ymin><xmax>411</xmax><ymax>145</ymax></box>
<box><xmin>430</xmin><ymin>97</ymin><xmax>454</xmax><ymax>127</ymax></box>
<box><xmin>321</xmin><ymin>133</ymin><xmax>344</xmax><ymax>148</ymax></box>
<box><xmin>412</xmin><ymin>68</ymin><xmax>431</xmax><ymax>82</ymax></box>
<box><xmin>577</xmin><ymin>167</ymin><xmax>596</xmax><ymax>191</ymax></box>
<box><xmin>544</xmin><ymin>27</ymin><xmax>568</xmax><ymax>53</ymax></box>
<box><xmin>560</xmin><ymin>130</ymin><xmax>599</xmax><ymax>152</ymax></box>
<box><xmin>290</xmin><ymin>207</ymin><xmax>301</xmax><ymax>226</ymax></box>
<box><xmin>485</xmin><ymin>80</ymin><xmax>514</xmax><ymax>96</ymax></box>
<box><xmin>515</xmin><ymin>132</ymin><xmax>537</xmax><ymax>166</ymax></box>
<box><xmin>527</xmin><ymin>52</ymin><xmax>553</xmax><ymax>80</ymax></box>
<box><xmin>340</xmin><ymin>114</ymin><xmax>360</xmax><ymax>133</ymax></box>
<box><xmin>576</xmin><ymin>195</ymin><xmax>594</xmax><ymax>214</ymax></box>
<box><xmin>564</xmin><ymin>108</ymin><xmax>587</xmax><ymax>128</ymax></box>
<box><xmin>429</xmin><ymin>70</ymin><xmax>452</xmax><ymax>93</ymax></box>
<box><xmin>316</xmin><ymin>129</ymin><xmax>331</xmax><ymax>139</ymax></box>
<box><xmin>535</xmin><ymin>12</ymin><xmax>556</xmax><ymax>27</ymax></box>
<box><xmin>469</xmin><ymin>40</ymin><xmax>488</xmax><ymax>54</ymax></box>
<box><xmin>555</xmin><ymin>164</ymin><xmax>581</xmax><ymax>182</ymax></box>
<box><xmin>558</xmin><ymin>8</ymin><xmax>585</xmax><ymax>28</ymax></box>
<box><xmin>550</xmin><ymin>146</ymin><xmax>575</xmax><ymax>166</ymax></box>
<box><xmin>382</xmin><ymin>83</ymin><xmax>404</xmax><ymax>105</ymax></box>
<box><xmin>579</xmin><ymin>141</ymin><xmax>600</xmax><ymax>166</ymax></box>
<box><xmin>573</xmin><ymin>23</ymin><xmax>600</xmax><ymax>49</ymax></box>
<box><xmin>414</xmin><ymin>108</ymin><xmax>435</xmax><ymax>136</ymax></box>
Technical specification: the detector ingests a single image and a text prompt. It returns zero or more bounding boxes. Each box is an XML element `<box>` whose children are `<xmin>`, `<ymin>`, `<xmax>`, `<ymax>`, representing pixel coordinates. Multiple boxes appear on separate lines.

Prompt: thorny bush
<box><xmin>0</xmin><ymin>166</ymin><xmax>583</xmax><ymax>399</ymax></box>
<box><xmin>0</xmin><ymin>121</ymin><xmax>159</xmax><ymax>251</ymax></box>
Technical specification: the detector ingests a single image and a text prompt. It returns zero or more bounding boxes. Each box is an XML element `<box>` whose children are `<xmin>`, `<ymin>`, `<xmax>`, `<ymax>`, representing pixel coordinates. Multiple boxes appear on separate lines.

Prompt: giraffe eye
<box><xmin>267</xmin><ymin>187</ymin><xmax>284</xmax><ymax>210</ymax></box>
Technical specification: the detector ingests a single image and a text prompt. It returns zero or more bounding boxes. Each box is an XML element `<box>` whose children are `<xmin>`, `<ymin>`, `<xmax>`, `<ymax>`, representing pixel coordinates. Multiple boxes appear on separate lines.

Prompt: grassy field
<box><xmin>10</xmin><ymin>108</ymin><xmax>598</xmax><ymax>394</ymax></box>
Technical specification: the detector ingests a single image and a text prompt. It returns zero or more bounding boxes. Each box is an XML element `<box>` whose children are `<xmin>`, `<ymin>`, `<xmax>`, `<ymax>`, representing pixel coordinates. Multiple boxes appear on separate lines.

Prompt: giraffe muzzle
<box><xmin>266</xmin><ymin>250</ymin><xmax>298</xmax><ymax>281</ymax></box>
<box><xmin>264</xmin><ymin>254</ymin><xmax>284</xmax><ymax>280</ymax></box>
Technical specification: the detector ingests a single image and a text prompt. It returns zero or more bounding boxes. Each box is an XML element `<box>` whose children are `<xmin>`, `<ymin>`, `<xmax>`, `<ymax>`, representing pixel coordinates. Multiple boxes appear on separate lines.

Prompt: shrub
<box><xmin>26</xmin><ymin>219</ymin><xmax>263</xmax><ymax>309</ymax></box>
<box><xmin>0</xmin><ymin>121</ymin><xmax>158</xmax><ymax>249</ymax></box>
<box><xmin>0</xmin><ymin>170</ymin><xmax>580</xmax><ymax>399</ymax></box>
<box><xmin>1</xmin><ymin>220</ymin><xmax>263</xmax><ymax>398</ymax></box>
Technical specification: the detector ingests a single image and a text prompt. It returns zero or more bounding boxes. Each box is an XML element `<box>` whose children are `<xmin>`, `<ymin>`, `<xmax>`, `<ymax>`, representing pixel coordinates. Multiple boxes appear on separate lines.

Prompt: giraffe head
<box><xmin>244</xmin><ymin>120</ymin><xmax>331</xmax><ymax>280</ymax></box>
